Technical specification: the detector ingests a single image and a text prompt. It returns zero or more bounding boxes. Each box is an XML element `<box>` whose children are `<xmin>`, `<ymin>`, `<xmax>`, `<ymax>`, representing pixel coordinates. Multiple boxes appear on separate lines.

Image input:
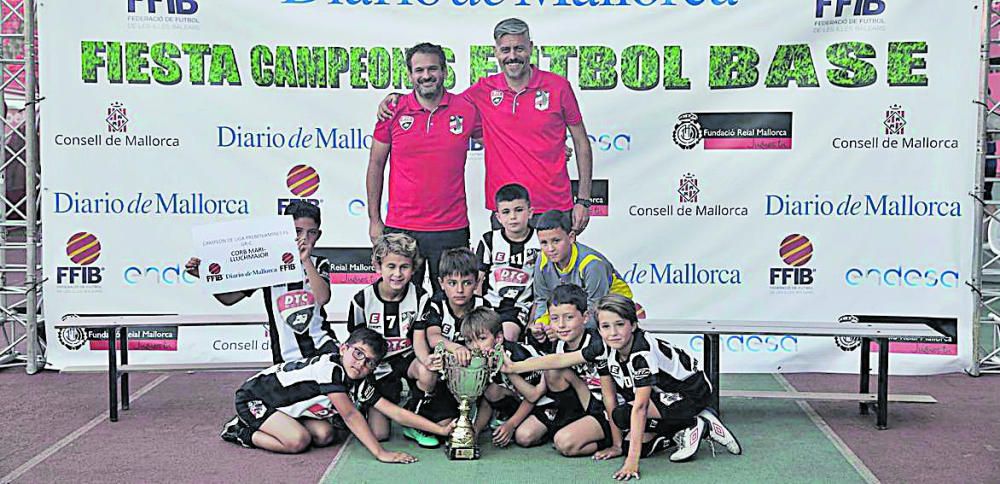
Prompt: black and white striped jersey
<box><xmin>240</xmin><ymin>352</ymin><xmax>381</xmax><ymax>420</ymax></box>
<box><xmin>417</xmin><ymin>293</ymin><xmax>491</xmax><ymax>344</ymax></box>
<box><xmin>560</xmin><ymin>326</ymin><xmax>610</xmax><ymax>399</ymax></box>
<box><xmin>476</xmin><ymin>228</ymin><xmax>539</xmax><ymax>311</ymax></box>
<box><xmin>253</xmin><ymin>255</ymin><xmax>336</xmax><ymax>364</ymax></box>
<box><xmin>347</xmin><ymin>280</ymin><xmax>427</xmax><ymax>360</ymax></box>
<box><xmin>603</xmin><ymin>330</ymin><xmax>711</xmax><ymax>404</ymax></box>
<box><xmin>494</xmin><ymin>340</ymin><xmax>554</xmax><ymax>405</ymax></box>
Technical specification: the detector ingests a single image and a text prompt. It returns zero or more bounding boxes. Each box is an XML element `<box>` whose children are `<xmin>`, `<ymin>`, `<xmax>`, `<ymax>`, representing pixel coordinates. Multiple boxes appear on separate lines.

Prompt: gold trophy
<box><xmin>433</xmin><ymin>342</ymin><xmax>504</xmax><ymax>460</ymax></box>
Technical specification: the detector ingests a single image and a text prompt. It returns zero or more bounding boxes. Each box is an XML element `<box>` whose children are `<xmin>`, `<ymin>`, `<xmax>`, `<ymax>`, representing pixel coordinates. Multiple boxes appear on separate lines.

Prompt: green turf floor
<box><xmin>323</xmin><ymin>374</ymin><xmax>865</xmax><ymax>484</ymax></box>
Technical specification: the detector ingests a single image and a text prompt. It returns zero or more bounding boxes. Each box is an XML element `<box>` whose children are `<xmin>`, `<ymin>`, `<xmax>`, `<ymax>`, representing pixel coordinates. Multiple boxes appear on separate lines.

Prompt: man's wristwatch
<box><xmin>574</xmin><ymin>196</ymin><xmax>593</xmax><ymax>208</ymax></box>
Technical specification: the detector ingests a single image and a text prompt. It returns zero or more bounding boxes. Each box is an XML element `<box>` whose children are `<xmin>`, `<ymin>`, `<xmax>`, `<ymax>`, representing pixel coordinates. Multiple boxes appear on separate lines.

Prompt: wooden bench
<box><xmin>641</xmin><ymin>315</ymin><xmax>951</xmax><ymax>429</ymax></box>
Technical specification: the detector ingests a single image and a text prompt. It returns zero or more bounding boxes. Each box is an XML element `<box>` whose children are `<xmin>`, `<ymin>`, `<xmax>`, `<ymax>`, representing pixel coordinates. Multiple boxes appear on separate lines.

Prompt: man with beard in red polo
<box><xmin>367</xmin><ymin>43</ymin><xmax>482</xmax><ymax>295</ymax></box>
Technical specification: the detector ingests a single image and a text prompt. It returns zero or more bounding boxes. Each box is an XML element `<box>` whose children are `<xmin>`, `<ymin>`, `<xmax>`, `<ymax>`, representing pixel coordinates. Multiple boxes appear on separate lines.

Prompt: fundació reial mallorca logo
<box><xmin>106</xmin><ymin>102</ymin><xmax>128</xmax><ymax>133</ymax></box>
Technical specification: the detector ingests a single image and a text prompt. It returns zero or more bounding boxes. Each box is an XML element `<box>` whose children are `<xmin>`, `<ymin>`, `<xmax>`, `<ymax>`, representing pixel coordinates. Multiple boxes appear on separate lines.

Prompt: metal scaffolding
<box><xmin>0</xmin><ymin>0</ymin><xmax>41</xmax><ymax>373</ymax></box>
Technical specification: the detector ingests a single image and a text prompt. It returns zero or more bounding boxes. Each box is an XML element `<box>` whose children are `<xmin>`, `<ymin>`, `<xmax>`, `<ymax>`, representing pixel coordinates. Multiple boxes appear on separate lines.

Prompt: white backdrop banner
<box><xmin>38</xmin><ymin>0</ymin><xmax>981</xmax><ymax>373</ymax></box>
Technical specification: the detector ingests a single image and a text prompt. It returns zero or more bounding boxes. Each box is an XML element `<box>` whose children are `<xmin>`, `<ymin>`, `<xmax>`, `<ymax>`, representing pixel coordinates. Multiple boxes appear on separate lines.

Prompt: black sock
<box><xmin>236</xmin><ymin>426</ymin><xmax>257</xmax><ymax>448</ymax></box>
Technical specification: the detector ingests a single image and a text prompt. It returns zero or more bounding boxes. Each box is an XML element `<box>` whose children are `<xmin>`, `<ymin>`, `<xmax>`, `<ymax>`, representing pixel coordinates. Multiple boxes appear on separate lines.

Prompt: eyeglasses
<box><xmin>295</xmin><ymin>227</ymin><xmax>320</xmax><ymax>238</ymax></box>
<box><xmin>352</xmin><ymin>346</ymin><xmax>379</xmax><ymax>370</ymax></box>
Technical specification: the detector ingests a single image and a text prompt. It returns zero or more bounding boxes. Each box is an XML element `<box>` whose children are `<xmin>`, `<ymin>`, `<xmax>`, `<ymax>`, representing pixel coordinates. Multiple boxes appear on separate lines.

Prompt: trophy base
<box><xmin>444</xmin><ymin>444</ymin><xmax>480</xmax><ymax>460</ymax></box>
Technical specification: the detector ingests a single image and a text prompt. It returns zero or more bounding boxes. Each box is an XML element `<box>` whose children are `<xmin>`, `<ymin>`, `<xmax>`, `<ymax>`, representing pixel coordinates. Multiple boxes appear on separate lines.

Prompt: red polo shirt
<box><xmin>373</xmin><ymin>92</ymin><xmax>480</xmax><ymax>232</ymax></box>
<box><xmin>463</xmin><ymin>67</ymin><xmax>583</xmax><ymax>212</ymax></box>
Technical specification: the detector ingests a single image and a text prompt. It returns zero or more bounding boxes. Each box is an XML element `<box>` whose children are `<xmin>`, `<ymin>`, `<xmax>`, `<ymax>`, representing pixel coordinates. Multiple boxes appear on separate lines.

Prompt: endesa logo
<box><xmin>814</xmin><ymin>0</ymin><xmax>884</xmax><ymax>18</ymax></box>
<box><xmin>123</xmin><ymin>264</ymin><xmax>197</xmax><ymax>285</ymax></box>
<box><xmin>845</xmin><ymin>267</ymin><xmax>959</xmax><ymax>288</ymax></box>
<box><xmin>128</xmin><ymin>0</ymin><xmax>198</xmax><ymax>14</ymax></box>
<box><xmin>277</xmin><ymin>164</ymin><xmax>322</xmax><ymax>214</ymax></box>
<box><xmin>769</xmin><ymin>234</ymin><xmax>815</xmax><ymax>294</ymax></box>
<box><xmin>690</xmin><ymin>334</ymin><xmax>798</xmax><ymax>354</ymax></box>
<box><xmin>589</xmin><ymin>133</ymin><xmax>631</xmax><ymax>152</ymax></box>
<box><xmin>56</xmin><ymin>232</ymin><xmax>104</xmax><ymax>287</ymax></box>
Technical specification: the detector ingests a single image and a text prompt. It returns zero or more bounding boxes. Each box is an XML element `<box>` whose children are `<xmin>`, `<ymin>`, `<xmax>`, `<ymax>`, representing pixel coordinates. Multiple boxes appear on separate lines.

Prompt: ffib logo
<box><xmin>769</xmin><ymin>234</ymin><xmax>814</xmax><ymax>287</ymax></box>
<box><xmin>278</xmin><ymin>164</ymin><xmax>321</xmax><ymax>214</ymax></box>
<box><xmin>57</xmin><ymin>232</ymin><xmax>103</xmax><ymax>284</ymax></box>
<box><xmin>206</xmin><ymin>263</ymin><xmax>223</xmax><ymax>282</ymax></box>
<box><xmin>128</xmin><ymin>0</ymin><xmax>198</xmax><ymax>14</ymax></box>
<box><xmin>815</xmin><ymin>0</ymin><xmax>884</xmax><ymax>18</ymax></box>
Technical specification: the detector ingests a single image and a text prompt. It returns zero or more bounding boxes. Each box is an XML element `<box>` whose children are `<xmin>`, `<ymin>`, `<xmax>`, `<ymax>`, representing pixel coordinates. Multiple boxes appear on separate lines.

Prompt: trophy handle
<box><xmin>432</xmin><ymin>341</ymin><xmax>449</xmax><ymax>378</ymax></box>
<box><xmin>487</xmin><ymin>341</ymin><xmax>505</xmax><ymax>378</ymax></box>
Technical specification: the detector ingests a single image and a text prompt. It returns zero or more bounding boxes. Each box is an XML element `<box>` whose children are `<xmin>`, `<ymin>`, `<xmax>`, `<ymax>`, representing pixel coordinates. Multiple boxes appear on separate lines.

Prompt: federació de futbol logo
<box><xmin>769</xmin><ymin>234</ymin><xmax>815</xmax><ymax>293</ymax></box>
<box><xmin>55</xmin><ymin>232</ymin><xmax>105</xmax><ymax>292</ymax></box>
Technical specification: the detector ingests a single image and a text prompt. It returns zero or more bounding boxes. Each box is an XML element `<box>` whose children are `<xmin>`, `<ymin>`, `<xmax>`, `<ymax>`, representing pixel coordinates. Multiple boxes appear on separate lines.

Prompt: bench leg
<box><xmin>859</xmin><ymin>337</ymin><xmax>870</xmax><ymax>415</ymax></box>
<box><xmin>120</xmin><ymin>327</ymin><xmax>129</xmax><ymax>411</ymax></box>
<box><xmin>705</xmin><ymin>334</ymin><xmax>721</xmax><ymax>415</ymax></box>
<box><xmin>876</xmin><ymin>337</ymin><xmax>889</xmax><ymax>430</ymax></box>
<box><xmin>108</xmin><ymin>327</ymin><xmax>119</xmax><ymax>422</ymax></box>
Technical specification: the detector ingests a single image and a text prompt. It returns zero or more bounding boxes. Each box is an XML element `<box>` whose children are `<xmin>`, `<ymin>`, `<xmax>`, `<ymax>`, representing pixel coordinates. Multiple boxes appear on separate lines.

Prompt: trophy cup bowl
<box><xmin>435</xmin><ymin>343</ymin><xmax>504</xmax><ymax>460</ymax></box>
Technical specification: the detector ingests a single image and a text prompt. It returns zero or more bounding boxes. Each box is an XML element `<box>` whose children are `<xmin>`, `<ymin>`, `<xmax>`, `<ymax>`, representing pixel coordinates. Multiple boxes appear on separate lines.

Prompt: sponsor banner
<box><xmin>39</xmin><ymin>0</ymin><xmax>980</xmax><ymax>373</ymax></box>
<box><xmin>314</xmin><ymin>247</ymin><xmax>379</xmax><ymax>285</ymax></box>
<box><xmin>192</xmin><ymin>216</ymin><xmax>303</xmax><ymax>293</ymax></box>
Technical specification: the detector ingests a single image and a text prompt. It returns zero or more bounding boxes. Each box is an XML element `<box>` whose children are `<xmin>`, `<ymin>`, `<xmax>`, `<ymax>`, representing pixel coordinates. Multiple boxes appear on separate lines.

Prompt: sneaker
<box><xmin>669</xmin><ymin>417</ymin><xmax>706</xmax><ymax>462</ymax></box>
<box><xmin>697</xmin><ymin>409</ymin><xmax>742</xmax><ymax>455</ymax></box>
<box><xmin>623</xmin><ymin>434</ymin><xmax>676</xmax><ymax>458</ymax></box>
<box><xmin>402</xmin><ymin>426</ymin><xmax>441</xmax><ymax>448</ymax></box>
<box><xmin>220</xmin><ymin>416</ymin><xmax>252</xmax><ymax>449</ymax></box>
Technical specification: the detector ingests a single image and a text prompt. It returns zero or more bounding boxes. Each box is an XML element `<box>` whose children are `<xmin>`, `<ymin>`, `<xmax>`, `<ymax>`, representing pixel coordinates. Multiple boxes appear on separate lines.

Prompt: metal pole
<box><xmin>971</xmin><ymin>0</ymin><xmax>994</xmax><ymax>377</ymax></box>
<box><xmin>24</xmin><ymin>0</ymin><xmax>41</xmax><ymax>374</ymax></box>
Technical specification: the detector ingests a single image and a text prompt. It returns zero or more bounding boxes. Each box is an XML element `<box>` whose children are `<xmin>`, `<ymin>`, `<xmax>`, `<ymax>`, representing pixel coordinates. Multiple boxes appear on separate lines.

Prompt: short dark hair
<box><xmin>460</xmin><ymin>307</ymin><xmax>503</xmax><ymax>342</ymax></box>
<box><xmin>346</xmin><ymin>327</ymin><xmax>388</xmax><ymax>362</ymax></box>
<box><xmin>548</xmin><ymin>283</ymin><xmax>588</xmax><ymax>314</ymax></box>
<box><xmin>283</xmin><ymin>200</ymin><xmax>321</xmax><ymax>227</ymax></box>
<box><xmin>534</xmin><ymin>209</ymin><xmax>571</xmax><ymax>234</ymax></box>
<box><xmin>405</xmin><ymin>42</ymin><xmax>447</xmax><ymax>72</ymax></box>
<box><xmin>438</xmin><ymin>247</ymin><xmax>478</xmax><ymax>280</ymax></box>
<box><xmin>495</xmin><ymin>183</ymin><xmax>531</xmax><ymax>206</ymax></box>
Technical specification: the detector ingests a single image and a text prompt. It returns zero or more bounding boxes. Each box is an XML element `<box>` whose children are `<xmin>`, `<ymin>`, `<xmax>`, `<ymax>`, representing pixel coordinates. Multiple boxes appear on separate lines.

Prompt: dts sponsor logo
<box><xmin>673</xmin><ymin>112</ymin><xmax>792</xmax><ymax>150</ymax></box>
<box><xmin>277</xmin><ymin>164</ymin><xmax>323</xmax><ymax>214</ymax></box>
<box><xmin>313</xmin><ymin>247</ymin><xmax>378</xmax><ymax>284</ymax></box>
<box><xmin>55</xmin><ymin>232</ymin><xmax>104</xmax><ymax>293</ymax></box>
<box><xmin>845</xmin><ymin>266</ymin><xmax>959</xmax><ymax>288</ymax></box>
<box><xmin>832</xmin><ymin>105</ymin><xmax>959</xmax><ymax>151</ymax></box>
<box><xmin>52</xmin><ymin>102</ymin><xmax>181</xmax><ymax>149</ymax></box>
<box><xmin>571</xmin><ymin>179</ymin><xmax>609</xmax><ymax>217</ymax></box>
<box><xmin>769</xmin><ymin>234</ymin><xmax>815</xmax><ymax>294</ymax></box>
<box><xmin>629</xmin><ymin>173</ymin><xmax>749</xmax><ymax>218</ymax></box>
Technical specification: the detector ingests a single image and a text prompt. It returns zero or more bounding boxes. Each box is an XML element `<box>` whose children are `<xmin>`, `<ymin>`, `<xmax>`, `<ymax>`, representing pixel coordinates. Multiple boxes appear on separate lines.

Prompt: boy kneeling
<box><xmin>223</xmin><ymin>328</ymin><xmax>451</xmax><ymax>463</ymax></box>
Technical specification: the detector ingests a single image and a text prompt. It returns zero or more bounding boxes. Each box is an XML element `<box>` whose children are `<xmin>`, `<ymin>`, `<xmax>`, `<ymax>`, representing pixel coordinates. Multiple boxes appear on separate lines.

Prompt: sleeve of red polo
<box><xmin>560</xmin><ymin>81</ymin><xmax>583</xmax><ymax>126</ymax></box>
<box><xmin>373</xmin><ymin>117</ymin><xmax>392</xmax><ymax>144</ymax></box>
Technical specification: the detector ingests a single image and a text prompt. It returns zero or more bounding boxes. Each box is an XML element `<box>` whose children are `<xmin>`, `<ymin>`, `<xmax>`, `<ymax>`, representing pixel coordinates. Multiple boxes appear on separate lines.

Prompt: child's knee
<box><xmin>514</xmin><ymin>427</ymin><xmax>544</xmax><ymax>448</ymax></box>
<box><xmin>552</xmin><ymin>431</ymin><xmax>578</xmax><ymax>456</ymax></box>
<box><xmin>310</xmin><ymin>427</ymin><xmax>336</xmax><ymax>447</ymax></box>
<box><xmin>285</xmin><ymin>431</ymin><xmax>312</xmax><ymax>453</ymax></box>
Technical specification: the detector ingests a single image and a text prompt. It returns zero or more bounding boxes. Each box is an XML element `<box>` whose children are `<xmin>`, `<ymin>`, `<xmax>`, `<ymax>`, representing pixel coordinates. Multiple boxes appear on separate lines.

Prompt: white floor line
<box><xmin>1</xmin><ymin>374</ymin><xmax>172</xmax><ymax>484</ymax></box>
<box><xmin>317</xmin><ymin>435</ymin><xmax>354</xmax><ymax>484</ymax></box>
<box><xmin>772</xmin><ymin>373</ymin><xmax>880</xmax><ymax>484</ymax></box>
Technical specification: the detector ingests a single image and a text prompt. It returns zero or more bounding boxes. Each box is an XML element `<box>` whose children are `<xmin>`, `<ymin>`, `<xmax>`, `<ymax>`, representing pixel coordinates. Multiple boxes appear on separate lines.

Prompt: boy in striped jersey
<box><xmin>347</xmin><ymin>233</ymin><xmax>429</xmax><ymax>442</ymax></box>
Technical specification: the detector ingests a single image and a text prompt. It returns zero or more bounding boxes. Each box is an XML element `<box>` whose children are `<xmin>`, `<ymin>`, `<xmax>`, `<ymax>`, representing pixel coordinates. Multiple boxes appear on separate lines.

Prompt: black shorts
<box><xmin>235</xmin><ymin>389</ymin><xmax>276</xmax><ymax>432</ymax></box>
<box><xmin>374</xmin><ymin>353</ymin><xmax>415</xmax><ymax>404</ymax></box>
<box><xmin>495</xmin><ymin>300</ymin><xmax>528</xmax><ymax>331</ymax></box>
<box><xmin>530</xmin><ymin>389</ymin><xmax>612</xmax><ymax>450</ymax></box>
<box><xmin>415</xmin><ymin>380</ymin><xmax>460</xmax><ymax>423</ymax></box>
<box><xmin>612</xmin><ymin>391</ymin><xmax>710</xmax><ymax>438</ymax></box>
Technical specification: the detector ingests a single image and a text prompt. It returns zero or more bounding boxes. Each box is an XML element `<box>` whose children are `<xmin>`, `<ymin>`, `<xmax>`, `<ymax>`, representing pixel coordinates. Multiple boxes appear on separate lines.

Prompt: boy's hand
<box><xmin>297</xmin><ymin>237</ymin><xmax>313</xmax><ymax>264</ymax></box>
<box><xmin>184</xmin><ymin>257</ymin><xmax>201</xmax><ymax>278</ymax></box>
<box><xmin>376</xmin><ymin>93</ymin><xmax>401</xmax><ymax>121</ymax></box>
<box><xmin>499</xmin><ymin>357</ymin><xmax>517</xmax><ymax>374</ymax></box>
<box><xmin>613</xmin><ymin>460</ymin><xmax>640</xmax><ymax>481</ymax></box>
<box><xmin>453</xmin><ymin>346</ymin><xmax>472</xmax><ymax>367</ymax></box>
<box><xmin>492</xmin><ymin>422</ymin><xmax>514</xmax><ymax>447</ymax></box>
<box><xmin>426</xmin><ymin>353</ymin><xmax>444</xmax><ymax>372</ymax></box>
<box><xmin>438</xmin><ymin>420</ymin><xmax>457</xmax><ymax>437</ymax></box>
<box><xmin>564</xmin><ymin>145</ymin><xmax>573</xmax><ymax>162</ymax></box>
<box><xmin>593</xmin><ymin>445</ymin><xmax>622</xmax><ymax>461</ymax></box>
<box><xmin>376</xmin><ymin>450</ymin><xmax>418</xmax><ymax>464</ymax></box>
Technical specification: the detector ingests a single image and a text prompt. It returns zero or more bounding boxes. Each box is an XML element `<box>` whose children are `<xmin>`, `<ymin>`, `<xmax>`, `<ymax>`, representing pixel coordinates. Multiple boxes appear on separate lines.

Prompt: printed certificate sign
<box><xmin>192</xmin><ymin>216</ymin><xmax>302</xmax><ymax>293</ymax></box>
